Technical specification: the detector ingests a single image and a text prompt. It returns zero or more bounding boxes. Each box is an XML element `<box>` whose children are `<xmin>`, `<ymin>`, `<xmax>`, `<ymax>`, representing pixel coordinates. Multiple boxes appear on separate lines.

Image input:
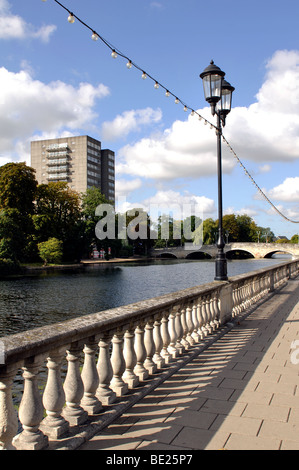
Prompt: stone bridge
<box><xmin>151</xmin><ymin>242</ymin><xmax>299</xmax><ymax>259</ymax></box>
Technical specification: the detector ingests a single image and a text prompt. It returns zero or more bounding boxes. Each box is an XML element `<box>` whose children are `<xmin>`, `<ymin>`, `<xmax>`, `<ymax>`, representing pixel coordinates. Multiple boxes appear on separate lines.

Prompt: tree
<box><xmin>0</xmin><ymin>162</ymin><xmax>37</xmax><ymax>214</ymax></box>
<box><xmin>38</xmin><ymin>238</ymin><xmax>63</xmax><ymax>266</ymax></box>
<box><xmin>236</xmin><ymin>215</ymin><xmax>253</xmax><ymax>242</ymax></box>
<box><xmin>202</xmin><ymin>218</ymin><xmax>217</xmax><ymax>245</ymax></box>
<box><xmin>291</xmin><ymin>234</ymin><xmax>299</xmax><ymax>244</ymax></box>
<box><xmin>222</xmin><ymin>214</ymin><xmax>239</xmax><ymax>242</ymax></box>
<box><xmin>33</xmin><ymin>182</ymin><xmax>82</xmax><ymax>261</ymax></box>
<box><xmin>81</xmin><ymin>186</ymin><xmax>122</xmax><ymax>258</ymax></box>
<box><xmin>0</xmin><ymin>163</ymin><xmax>37</xmax><ymax>262</ymax></box>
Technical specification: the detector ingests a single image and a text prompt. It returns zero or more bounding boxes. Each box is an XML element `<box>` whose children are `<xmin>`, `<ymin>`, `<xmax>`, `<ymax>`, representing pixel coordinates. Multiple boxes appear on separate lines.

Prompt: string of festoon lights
<box><xmin>42</xmin><ymin>0</ymin><xmax>299</xmax><ymax>224</ymax></box>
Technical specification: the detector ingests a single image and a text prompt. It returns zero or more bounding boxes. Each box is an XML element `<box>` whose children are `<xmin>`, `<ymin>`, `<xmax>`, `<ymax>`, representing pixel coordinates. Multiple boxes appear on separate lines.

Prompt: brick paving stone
<box><xmin>225</xmin><ymin>434</ymin><xmax>281</xmax><ymax>450</ymax></box>
<box><xmin>242</xmin><ymin>403</ymin><xmax>290</xmax><ymax>422</ymax></box>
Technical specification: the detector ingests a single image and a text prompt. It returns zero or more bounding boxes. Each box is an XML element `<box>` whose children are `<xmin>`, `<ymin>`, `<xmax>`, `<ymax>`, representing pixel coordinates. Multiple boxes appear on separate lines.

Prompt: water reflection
<box><xmin>0</xmin><ymin>258</ymin><xmax>290</xmax><ymax>336</ymax></box>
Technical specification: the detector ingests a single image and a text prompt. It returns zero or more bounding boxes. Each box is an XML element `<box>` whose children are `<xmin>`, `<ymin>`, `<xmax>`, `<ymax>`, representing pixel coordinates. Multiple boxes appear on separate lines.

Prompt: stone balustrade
<box><xmin>0</xmin><ymin>259</ymin><xmax>298</xmax><ymax>450</ymax></box>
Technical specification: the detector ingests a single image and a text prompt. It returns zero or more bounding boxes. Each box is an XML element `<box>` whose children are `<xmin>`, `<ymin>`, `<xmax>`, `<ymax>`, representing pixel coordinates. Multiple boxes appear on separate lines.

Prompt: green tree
<box><xmin>0</xmin><ymin>162</ymin><xmax>37</xmax><ymax>214</ymax></box>
<box><xmin>202</xmin><ymin>218</ymin><xmax>217</xmax><ymax>245</ymax></box>
<box><xmin>81</xmin><ymin>186</ymin><xmax>122</xmax><ymax>258</ymax></box>
<box><xmin>125</xmin><ymin>208</ymin><xmax>152</xmax><ymax>255</ymax></box>
<box><xmin>0</xmin><ymin>163</ymin><xmax>37</xmax><ymax>262</ymax></box>
<box><xmin>33</xmin><ymin>182</ymin><xmax>82</xmax><ymax>261</ymax></box>
<box><xmin>222</xmin><ymin>214</ymin><xmax>239</xmax><ymax>242</ymax></box>
<box><xmin>291</xmin><ymin>234</ymin><xmax>299</xmax><ymax>244</ymax></box>
<box><xmin>38</xmin><ymin>238</ymin><xmax>63</xmax><ymax>266</ymax></box>
<box><xmin>236</xmin><ymin>215</ymin><xmax>253</xmax><ymax>242</ymax></box>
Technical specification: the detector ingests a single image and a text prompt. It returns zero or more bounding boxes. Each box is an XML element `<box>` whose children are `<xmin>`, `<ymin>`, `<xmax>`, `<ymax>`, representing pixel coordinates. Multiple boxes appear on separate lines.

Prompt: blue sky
<box><xmin>1</xmin><ymin>0</ymin><xmax>299</xmax><ymax>238</ymax></box>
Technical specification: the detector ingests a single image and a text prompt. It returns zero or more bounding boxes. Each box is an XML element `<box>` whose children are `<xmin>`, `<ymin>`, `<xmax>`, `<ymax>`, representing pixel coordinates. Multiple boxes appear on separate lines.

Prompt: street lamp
<box><xmin>200</xmin><ymin>60</ymin><xmax>235</xmax><ymax>281</ymax></box>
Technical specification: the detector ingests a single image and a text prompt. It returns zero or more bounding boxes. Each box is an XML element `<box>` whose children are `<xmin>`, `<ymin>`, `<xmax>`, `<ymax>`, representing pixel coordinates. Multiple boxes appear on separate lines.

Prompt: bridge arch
<box><xmin>156</xmin><ymin>252</ymin><xmax>178</xmax><ymax>259</ymax></box>
<box><xmin>185</xmin><ymin>251</ymin><xmax>212</xmax><ymax>260</ymax></box>
<box><xmin>225</xmin><ymin>249</ymin><xmax>255</xmax><ymax>259</ymax></box>
<box><xmin>264</xmin><ymin>250</ymin><xmax>293</xmax><ymax>259</ymax></box>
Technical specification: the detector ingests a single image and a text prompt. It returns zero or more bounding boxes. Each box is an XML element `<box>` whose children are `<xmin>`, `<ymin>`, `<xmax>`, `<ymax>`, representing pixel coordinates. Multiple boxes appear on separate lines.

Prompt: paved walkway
<box><xmin>79</xmin><ymin>277</ymin><xmax>299</xmax><ymax>451</ymax></box>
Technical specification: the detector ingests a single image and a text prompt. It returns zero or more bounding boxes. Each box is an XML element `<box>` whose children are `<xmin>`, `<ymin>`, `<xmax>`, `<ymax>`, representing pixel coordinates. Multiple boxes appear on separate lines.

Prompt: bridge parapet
<box><xmin>0</xmin><ymin>259</ymin><xmax>298</xmax><ymax>450</ymax></box>
<box><xmin>152</xmin><ymin>242</ymin><xmax>299</xmax><ymax>259</ymax></box>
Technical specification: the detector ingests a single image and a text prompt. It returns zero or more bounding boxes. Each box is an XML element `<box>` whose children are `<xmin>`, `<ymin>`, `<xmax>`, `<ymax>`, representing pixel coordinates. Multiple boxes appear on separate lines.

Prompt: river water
<box><xmin>0</xmin><ymin>257</ymin><xmax>290</xmax><ymax>337</ymax></box>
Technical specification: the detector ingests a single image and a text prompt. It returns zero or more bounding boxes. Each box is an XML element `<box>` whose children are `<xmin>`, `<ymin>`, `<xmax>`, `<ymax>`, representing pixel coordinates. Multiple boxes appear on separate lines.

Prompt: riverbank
<box><xmin>21</xmin><ymin>256</ymin><xmax>152</xmax><ymax>273</ymax></box>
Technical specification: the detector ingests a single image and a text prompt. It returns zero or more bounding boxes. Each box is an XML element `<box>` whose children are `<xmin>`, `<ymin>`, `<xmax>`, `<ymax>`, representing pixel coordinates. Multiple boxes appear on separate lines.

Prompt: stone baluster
<box><xmin>14</xmin><ymin>355</ymin><xmax>48</xmax><ymax>450</ymax></box>
<box><xmin>160</xmin><ymin>310</ymin><xmax>171</xmax><ymax>364</ymax></box>
<box><xmin>201</xmin><ymin>299</ymin><xmax>210</xmax><ymax>336</ymax></box>
<box><xmin>209</xmin><ymin>292</ymin><xmax>218</xmax><ymax>331</ymax></box>
<box><xmin>175</xmin><ymin>306</ymin><xmax>185</xmax><ymax>354</ymax></box>
<box><xmin>206</xmin><ymin>294</ymin><xmax>215</xmax><ymax>333</ymax></box>
<box><xmin>168</xmin><ymin>307</ymin><xmax>178</xmax><ymax>358</ymax></box>
<box><xmin>144</xmin><ymin>320</ymin><xmax>157</xmax><ymax>375</ymax></box>
<box><xmin>110</xmin><ymin>330</ymin><xmax>128</xmax><ymax>397</ymax></box>
<box><xmin>40</xmin><ymin>347</ymin><xmax>69</xmax><ymax>439</ymax></box>
<box><xmin>63</xmin><ymin>343</ymin><xmax>88</xmax><ymax>426</ymax></box>
<box><xmin>238</xmin><ymin>285</ymin><xmax>244</xmax><ymax>312</ymax></box>
<box><xmin>237</xmin><ymin>284</ymin><xmax>243</xmax><ymax>313</ymax></box>
<box><xmin>232</xmin><ymin>286</ymin><xmax>238</xmax><ymax>317</ymax></box>
<box><xmin>196</xmin><ymin>299</ymin><xmax>205</xmax><ymax>340</ymax></box>
<box><xmin>81</xmin><ymin>338</ymin><xmax>102</xmax><ymax>415</ymax></box>
<box><xmin>96</xmin><ymin>334</ymin><xmax>116</xmax><ymax>405</ymax></box>
<box><xmin>205</xmin><ymin>296</ymin><xmax>213</xmax><ymax>334</ymax></box>
<box><xmin>0</xmin><ymin>364</ymin><xmax>20</xmax><ymax>450</ymax></box>
<box><xmin>123</xmin><ymin>327</ymin><xmax>139</xmax><ymax>389</ymax></box>
<box><xmin>134</xmin><ymin>323</ymin><xmax>149</xmax><ymax>381</ymax></box>
<box><xmin>185</xmin><ymin>304</ymin><xmax>195</xmax><ymax>345</ymax></box>
<box><xmin>214</xmin><ymin>291</ymin><xmax>221</xmax><ymax>328</ymax></box>
<box><xmin>191</xmin><ymin>302</ymin><xmax>200</xmax><ymax>342</ymax></box>
<box><xmin>153</xmin><ymin>315</ymin><xmax>165</xmax><ymax>369</ymax></box>
<box><xmin>180</xmin><ymin>307</ymin><xmax>190</xmax><ymax>350</ymax></box>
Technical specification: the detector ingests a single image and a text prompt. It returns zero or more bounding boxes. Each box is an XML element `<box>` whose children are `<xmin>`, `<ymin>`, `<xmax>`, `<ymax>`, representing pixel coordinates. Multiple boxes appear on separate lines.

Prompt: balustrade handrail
<box><xmin>1</xmin><ymin>280</ymin><xmax>223</xmax><ymax>366</ymax></box>
<box><xmin>0</xmin><ymin>258</ymin><xmax>298</xmax><ymax>450</ymax></box>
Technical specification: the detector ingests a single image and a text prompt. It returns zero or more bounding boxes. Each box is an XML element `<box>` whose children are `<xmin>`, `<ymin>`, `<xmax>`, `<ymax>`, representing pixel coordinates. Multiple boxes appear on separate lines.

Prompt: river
<box><xmin>0</xmin><ymin>257</ymin><xmax>290</xmax><ymax>337</ymax></box>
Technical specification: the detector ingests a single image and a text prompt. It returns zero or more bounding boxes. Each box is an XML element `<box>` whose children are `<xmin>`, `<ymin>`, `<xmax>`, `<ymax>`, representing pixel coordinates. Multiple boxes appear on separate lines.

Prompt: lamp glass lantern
<box><xmin>199</xmin><ymin>60</ymin><xmax>225</xmax><ymax>115</ymax></box>
<box><xmin>216</xmin><ymin>79</ymin><xmax>235</xmax><ymax>122</ymax></box>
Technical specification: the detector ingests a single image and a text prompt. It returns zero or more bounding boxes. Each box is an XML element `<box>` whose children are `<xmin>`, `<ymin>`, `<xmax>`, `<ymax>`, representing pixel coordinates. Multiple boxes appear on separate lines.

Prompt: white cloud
<box><xmin>116</xmin><ymin>49</ymin><xmax>299</xmax><ymax>185</ymax></box>
<box><xmin>0</xmin><ymin>0</ymin><xmax>56</xmax><ymax>42</ymax></box>
<box><xmin>116</xmin><ymin>111</ymin><xmax>235</xmax><ymax>181</ymax></box>
<box><xmin>258</xmin><ymin>164</ymin><xmax>271</xmax><ymax>174</ymax></box>
<box><xmin>225</xmin><ymin>50</ymin><xmax>299</xmax><ymax>163</ymax></box>
<box><xmin>101</xmin><ymin>108</ymin><xmax>162</xmax><ymax>141</ymax></box>
<box><xmin>115</xmin><ymin>189</ymin><xmax>216</xmax><ymax>222</ymax></box>
<box><xmin>268</xmin><ymin>177</ymin><xmax>299</xmax><ymax>202</ymax></box>
<box><xmin>115</xmin><ymin>178</ymin><xmax>143</xmax><ymax>198</ymax></box>
<box><xmin>0</xmin><ymin>66</ymin><xmax>110</xmax><ymax>163</ymax></box>
<box><xmin>224</xmin><ymin>206</ymin><xmax>258</xmax><ymax>219</ymax></box>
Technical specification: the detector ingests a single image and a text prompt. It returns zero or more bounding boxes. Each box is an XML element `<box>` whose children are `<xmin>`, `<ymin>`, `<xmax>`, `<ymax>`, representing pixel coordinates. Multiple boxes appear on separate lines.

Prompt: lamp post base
<box><xmin>214</xmin><ymin>255</ymin><xmax>228</xmax><ymax>281</ymax></box>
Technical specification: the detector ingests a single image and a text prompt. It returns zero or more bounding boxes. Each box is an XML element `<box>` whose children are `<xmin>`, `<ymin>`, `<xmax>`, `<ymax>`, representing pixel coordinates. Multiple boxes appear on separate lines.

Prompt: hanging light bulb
<box><xmin>111</xmin><ymin>50</ymin><xmax>118</xmax><ymax>59</ymax></box>
<box><xmin>154</xmin><ymin>82</ymin><xmax>159</xmax><ymax>89</ymax></box>
<box><xmin>165</xmin><ymin>90</ymin><xmax>170</xmax><ymax>97</ymax></box>
<box><xmin>68</xmin><ymin>13</ymin><xmax>75</xmax><ymax>23</ymax></box>
<box><xmin>91</xmin><ymin>32</ymin><xmax>99</xmax><ymax>41</ymax></box>
<box><xmin>141</xmin><ymin>72</ymin><xmax>147</xmax><ymax>80</ymax></box>
<box><xmin>184</xmin><ymin>106</ymin><xmax>188</xmax><ymax>112</ymax></box>
<box><xmin>190</xmin><ymin>110</ymin><xmax>195</xmax><ymax>116</ymax></box>
<box><xmin>126</xmin><ymin>60</ymin><xmax>133</xmax><ymax>69</ymax></box>
<box><xmin>175</xmin><ymin>97</ymin><xmax>179</xmax><ymax>104</ymax></box>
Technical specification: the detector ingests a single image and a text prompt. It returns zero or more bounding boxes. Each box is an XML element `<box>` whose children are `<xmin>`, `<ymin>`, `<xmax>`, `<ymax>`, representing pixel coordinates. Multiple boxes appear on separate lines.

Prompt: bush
<box><xmin>38</xmin><ymin>238</ymin><xmax>63</xmax><ymax>266</ymax></box>
<box><xmin>0</xmin><ymin>258</ymin><xmax>20</xmax><ymax>275</ymax></box>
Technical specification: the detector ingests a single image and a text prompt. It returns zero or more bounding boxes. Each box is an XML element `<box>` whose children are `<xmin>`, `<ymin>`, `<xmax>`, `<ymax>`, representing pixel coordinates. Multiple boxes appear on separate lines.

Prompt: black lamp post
<box><xmin>200</xmin><ymin>61</ymin><xmax>234</xmax><ymax>281</ymax></box>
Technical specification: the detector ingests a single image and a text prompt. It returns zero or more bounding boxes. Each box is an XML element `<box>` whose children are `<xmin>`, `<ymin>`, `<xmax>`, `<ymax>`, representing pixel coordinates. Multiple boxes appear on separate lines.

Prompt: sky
<box><xmin>0</xmin><ymin>0</ymin><xmax>299</xmax><ymax>239</ymax></box>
